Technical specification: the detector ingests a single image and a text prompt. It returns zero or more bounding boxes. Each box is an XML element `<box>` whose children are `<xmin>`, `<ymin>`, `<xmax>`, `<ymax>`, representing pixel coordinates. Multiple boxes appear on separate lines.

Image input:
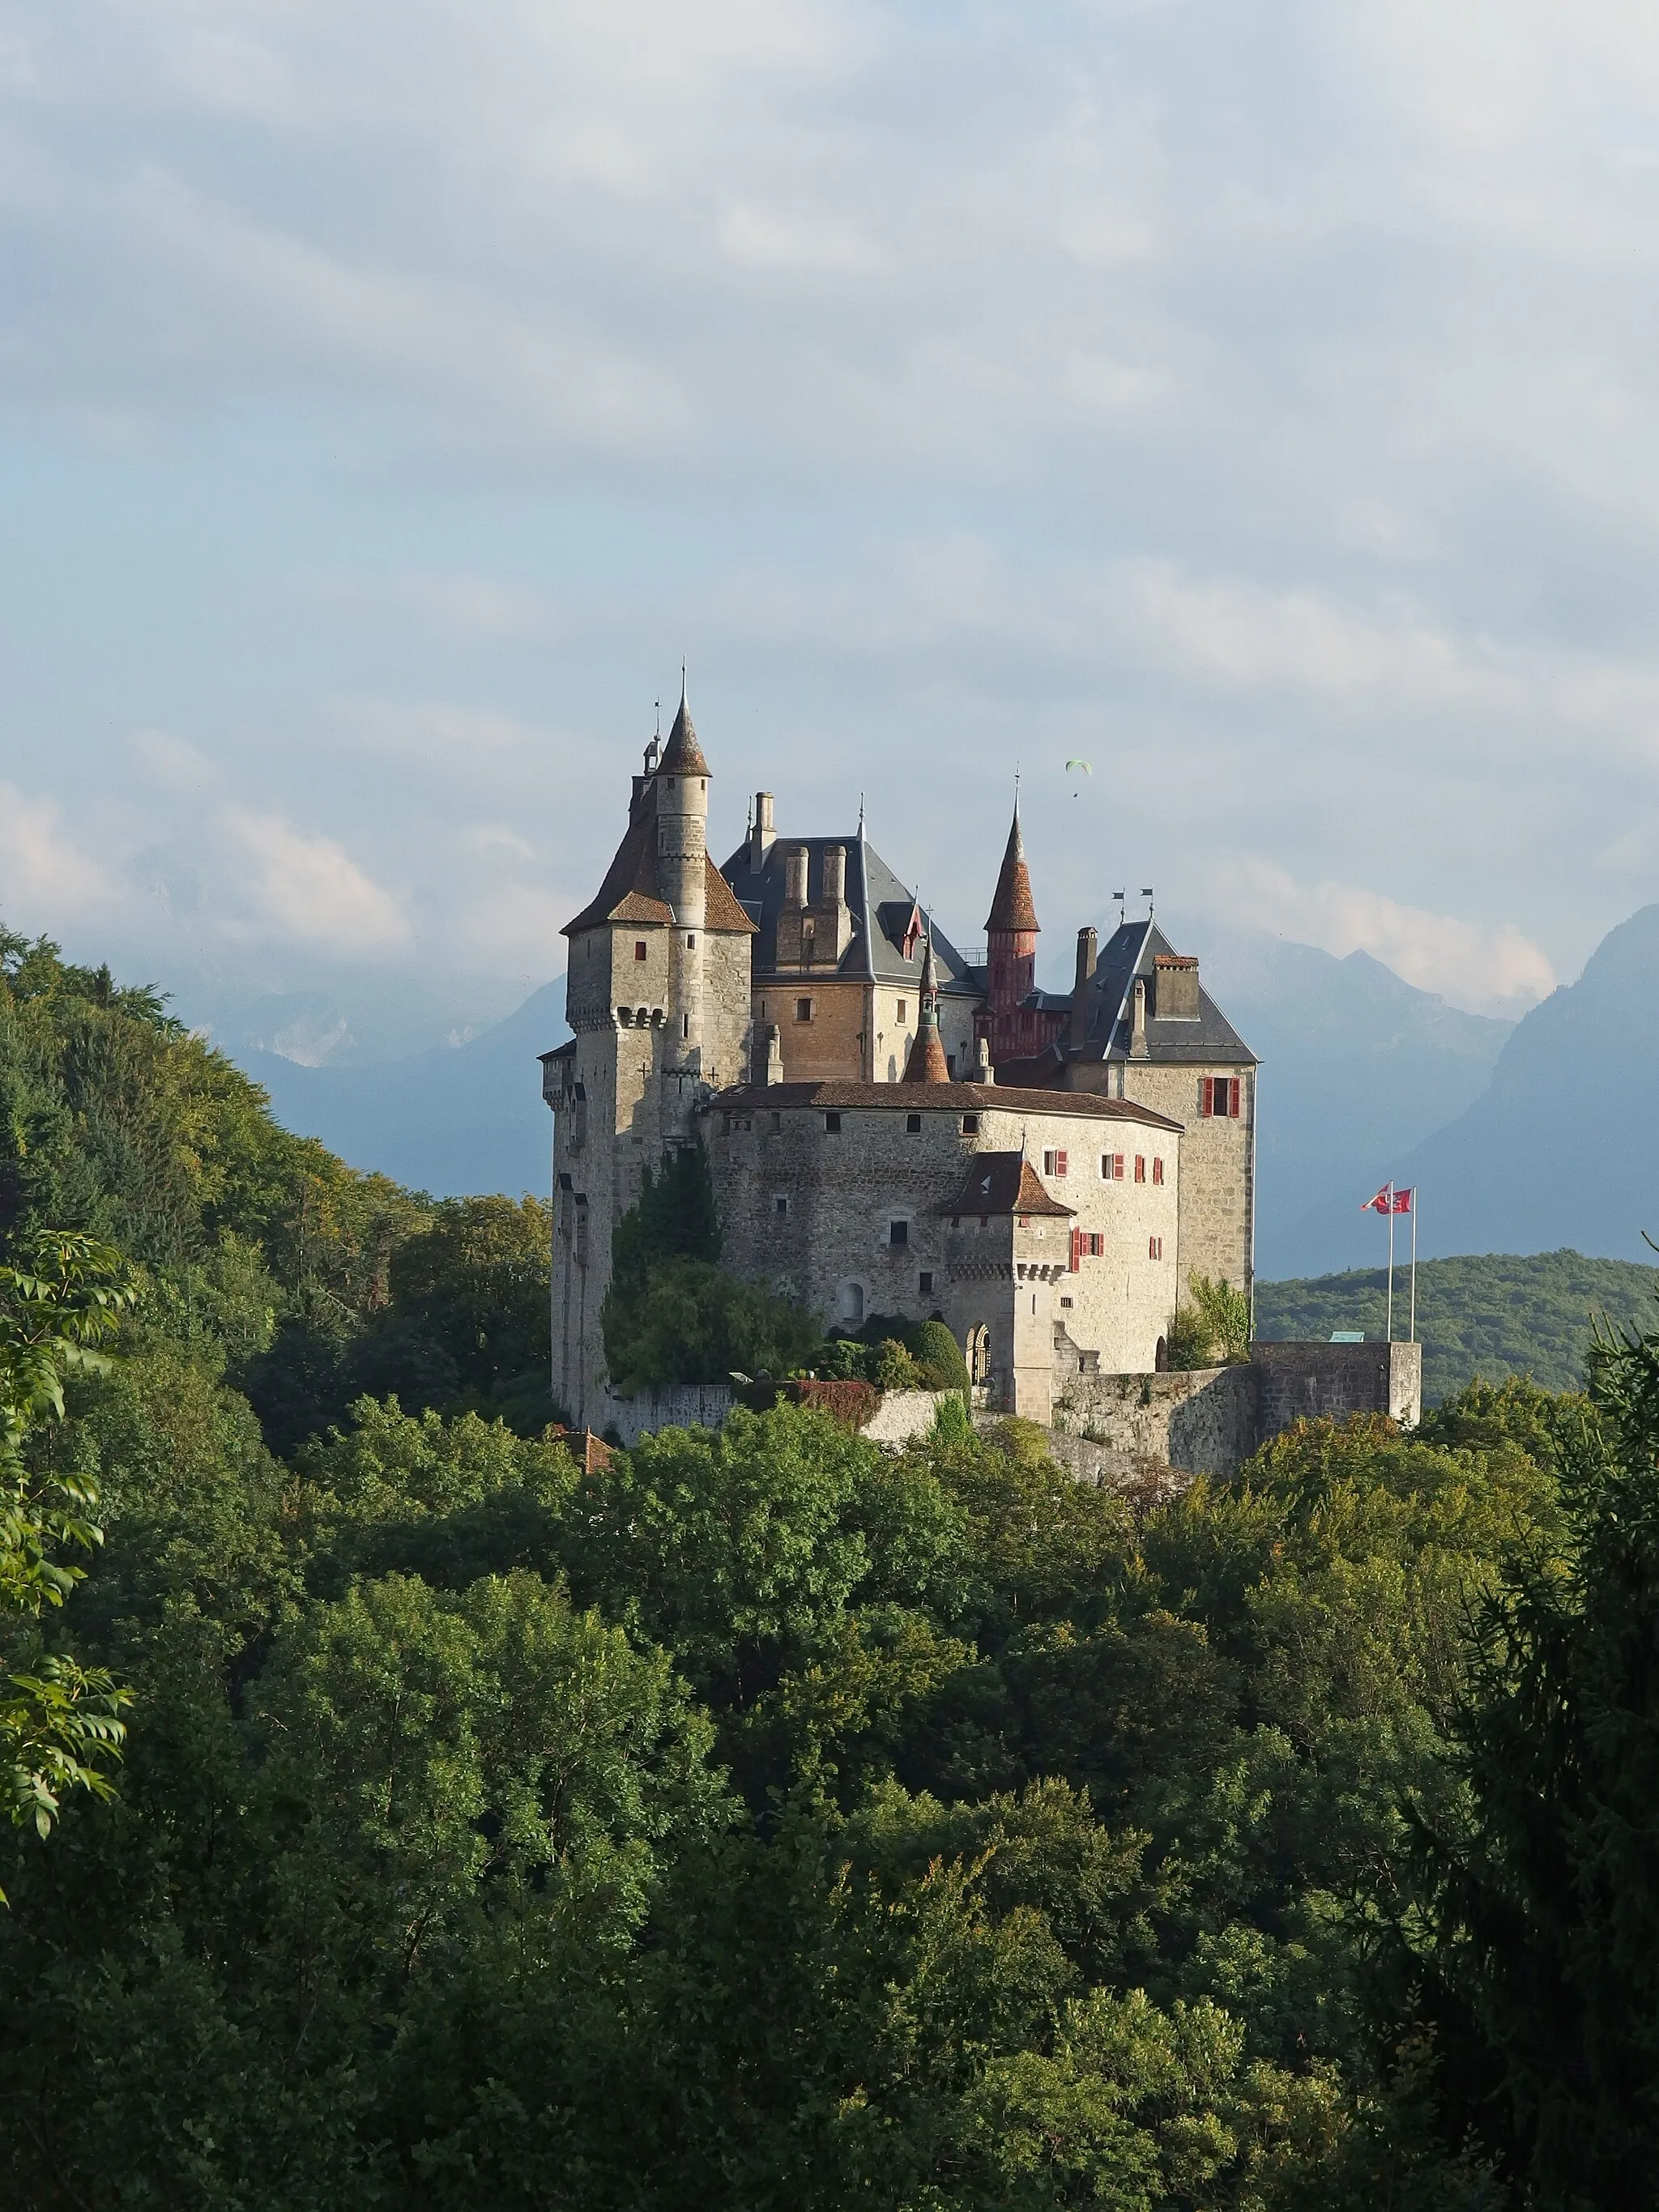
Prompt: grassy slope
<box><xmin>1256</xmin><ymin>1248</ymin><xmax>1659</xmax><ymax>1403</ymax></box>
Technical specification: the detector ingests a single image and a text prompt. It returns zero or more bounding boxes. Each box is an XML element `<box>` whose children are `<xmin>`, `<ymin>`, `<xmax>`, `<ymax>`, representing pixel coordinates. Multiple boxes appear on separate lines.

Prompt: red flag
<box><xmin>1392</xmin><ymin>1188</ymin><xmax>1414</xmax><ymax>1214</ymax></box>
<box><xmin>1361</xmin><ymin>1185</ymin><xmax>1392</xmax><ymax>1213</ymax></box>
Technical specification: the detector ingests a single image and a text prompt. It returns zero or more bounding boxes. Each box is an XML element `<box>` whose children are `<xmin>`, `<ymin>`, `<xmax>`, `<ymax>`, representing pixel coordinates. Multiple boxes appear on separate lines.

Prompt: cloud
<box><xmin>0</xmin><ymin>784</ymin><xmax>109</xmax><ymax>916</ymax></box>
<box><xmin>1210</xmin><ymin>858</ymin><xmax>1555</xmax><ymax>1016</ymax></box>
<box><xmin>220</xmin><ymin>807</ymin><xmax>409</xmax><ymax>953</ymax></box>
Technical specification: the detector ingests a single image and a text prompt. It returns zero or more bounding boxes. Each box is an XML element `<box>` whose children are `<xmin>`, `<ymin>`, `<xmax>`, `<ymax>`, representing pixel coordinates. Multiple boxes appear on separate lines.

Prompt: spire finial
<box><xmin>680</xmin><ymin>659</ymin><xmax>688</xmax><ymax>710</ymax></box>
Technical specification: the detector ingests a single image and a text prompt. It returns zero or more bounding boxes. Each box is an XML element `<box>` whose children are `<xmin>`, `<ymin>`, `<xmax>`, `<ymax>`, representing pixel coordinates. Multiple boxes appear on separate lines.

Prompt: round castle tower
<box><xmin>656</xmin><ymin>676</ymin><xmax>710</xmax><ymax>1071</ymax></box>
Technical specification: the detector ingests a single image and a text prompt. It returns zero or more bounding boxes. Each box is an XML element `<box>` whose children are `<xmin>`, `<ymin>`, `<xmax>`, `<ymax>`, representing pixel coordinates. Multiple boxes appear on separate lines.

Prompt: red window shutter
<box><xmin>1069</xmin><ymin>1229</ymin><xmax>1081</xmax><ymax>1272</ymax></box>
<box><xmin>1134</xmin><ymin>1155</ymin><xmax>1145</xmax><ymax>1183</ymax></box>
<box><xmin>1115</xmin><ymin>1153</ymin><xmax>1124</xmax><ymax>1179</ymax></box>
<box><xmin>1230</xmin><ymin>1077</ymin><xmax>1241</xmax><ymax>1117</ymax></box>
<box><xmin>1056</xmin><ymin>1149</ymin><xmax>1068</xmax><ymax>1176</ymax></box>
<box><xmin>1153</xmin><ymin>1157</ymin><xmax>1164</xmax><ymax>1185</ymax></box>
<box><xmin>1200</xmin><ymin>1077</ymin><xmax>1213</xmax><ymax>1116</ymax></box>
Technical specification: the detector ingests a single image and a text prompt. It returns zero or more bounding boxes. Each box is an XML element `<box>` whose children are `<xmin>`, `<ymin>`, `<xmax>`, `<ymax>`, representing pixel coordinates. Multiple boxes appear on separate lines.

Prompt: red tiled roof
<box><xmin>712</xmin><ymin>1080</ymin><xmax>1182</xmax><ymax>1130</ymax></box>
<box><xmin>985</xmin><ymin>808</ymin><xmax>1039</xmax><ymax>934</ymax></box>
<box><xmin>940</xmin><ymin>1152</ymin><xmax>1076</xmax><ymax>1218</ymax></box>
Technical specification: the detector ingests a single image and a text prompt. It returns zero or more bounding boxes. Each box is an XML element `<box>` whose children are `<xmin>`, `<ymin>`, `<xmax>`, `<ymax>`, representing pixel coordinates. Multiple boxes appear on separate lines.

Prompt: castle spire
<box><xmin>985</xmin><ymin>799</ymin><xmax>1038</xmax><ymax>935</ymax></box>
<box><xmin>901</xmin><ymin>931</ymin><xmax>952</xmax><ymax>1084</ymax></box>
<box><xmin>659</xmin><ymin>664</ymin><xmax>709</xmax><ymax>776</ymax></box>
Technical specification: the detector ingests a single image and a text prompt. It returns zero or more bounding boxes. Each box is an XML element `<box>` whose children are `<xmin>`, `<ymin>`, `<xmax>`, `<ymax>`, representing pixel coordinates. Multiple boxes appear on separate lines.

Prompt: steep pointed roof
<box><xmin>985</xmin><ymin>804</ymin><xmax>1039</xmax><ymax>934</ymax></box>
<box><xmin>659</xmin><ymin>676</ymin><xmax>709</xmax><ymax>776</ymax></box>
<box><xmin>939</xmin><ymin>1152</ymin><xmax>1075</xmax><ymax>1218</ymax></box>
<box><xmin>901</xmin><ymin>935</ymin><xmax>952</xmax><ymax>1083</ymax></box>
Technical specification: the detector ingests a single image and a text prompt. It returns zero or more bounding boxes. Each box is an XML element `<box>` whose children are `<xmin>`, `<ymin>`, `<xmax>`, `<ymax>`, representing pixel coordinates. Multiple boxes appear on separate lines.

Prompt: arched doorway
<box><xmin>967</xmin><ymin>1325</ymin><xmax>992</xmax><ymax>1387</ymax></box>
<box><xmin>1154</xmin><ymin>1335</ymin><xmax>1168</xmax><ymax>1373</ymax></box>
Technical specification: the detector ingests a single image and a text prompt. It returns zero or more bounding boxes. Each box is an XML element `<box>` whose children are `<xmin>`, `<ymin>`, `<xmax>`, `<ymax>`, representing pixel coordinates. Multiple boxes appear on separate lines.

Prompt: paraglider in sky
<box><xmin>1065</xmin><ymin>757</ymin><xmax>1092</xmax><ymax>796</ymax></box>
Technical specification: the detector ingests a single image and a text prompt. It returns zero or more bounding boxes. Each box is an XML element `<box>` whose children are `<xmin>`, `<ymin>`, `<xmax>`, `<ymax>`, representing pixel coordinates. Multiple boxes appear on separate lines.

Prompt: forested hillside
<box><xmin>6</xmin><ymin>932</ymin><xmax>1659</xmax><ymax>2206</ymax></box>
<box><xmin>1256</xmin><ymin>1249</ymin><xmax>1659</xmax><ymax>1402</ymax></box>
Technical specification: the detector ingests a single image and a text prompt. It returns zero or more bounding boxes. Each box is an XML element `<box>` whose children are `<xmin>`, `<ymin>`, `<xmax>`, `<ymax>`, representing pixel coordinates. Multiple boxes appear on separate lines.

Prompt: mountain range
<box><xmin>237</xmin><ymin>981</ymin><xmax>567</xmax><ymax>1198</ymax></box>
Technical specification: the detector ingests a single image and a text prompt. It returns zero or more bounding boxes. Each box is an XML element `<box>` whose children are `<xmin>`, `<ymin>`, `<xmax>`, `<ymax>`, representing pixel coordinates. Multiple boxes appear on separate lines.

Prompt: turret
<box><xmin>901</xmin><ymin>934</ymin><xmax>952</xmax><ymax>1084</ymax></box>
<box><xmin>983</xmin><ymin>799</ymin><xmax>1038</xmax><ymax>1064</ymax></box>
<box><xmin>656</xmin><ymin>673</ymin><xmax>710</xmax><ymax>1071</ymax></box>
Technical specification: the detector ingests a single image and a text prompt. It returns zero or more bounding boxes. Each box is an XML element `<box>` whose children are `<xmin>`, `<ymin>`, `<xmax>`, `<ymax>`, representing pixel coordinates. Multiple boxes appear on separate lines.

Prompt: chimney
<box><xmin>972</xmin><ymin>1034</ymin><xmax>994</xmax><ymax>1085</ymax></box>
<box><xmin>783</xmin><ymin>844</ymin><xmax>808</xmax><ymax>906</ymax></box>
<box><xmin>1130</xmin><ymin>975</ymin><xmax>1149</xmax><ymax>1059</ymax></box>
<box><xmin>750</xmin><ymin>791</ymin><xmax>775</xmax><ymax>870</ymax></box>
<box><xmin>822</xmin><ymin>843</ymin><xmax>846</xmax><ymax>905</ymax></box>
<box><xmin>759</xmin><ymin>1024</ymin><xmax>783</xmax><ymax>1085</ymax></box>
<box><xmin>1071</xmin><ymin>925</ymin><xmax>1097</xmax><ymax>1042</ymax></box>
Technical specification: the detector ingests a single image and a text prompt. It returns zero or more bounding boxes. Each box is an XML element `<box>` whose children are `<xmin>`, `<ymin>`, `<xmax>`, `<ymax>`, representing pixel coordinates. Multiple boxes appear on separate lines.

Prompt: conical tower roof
<box><xmin>902</xmin><ymin>934</ymin><xmax>952</xmax><ymax>1083</ymax></box>
<box><xmin>659</xmin><ymin>672</ymin><xmax>709</xmax><ymax>776</ymax></box>
<box><xmin>985</xmin><ymin>803</ymin><xmax>1038</xmax><ymax>933</ymax></box>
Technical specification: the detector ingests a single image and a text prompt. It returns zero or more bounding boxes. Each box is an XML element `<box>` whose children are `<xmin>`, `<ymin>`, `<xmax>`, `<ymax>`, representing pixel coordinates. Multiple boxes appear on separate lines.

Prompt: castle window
<box><xmin>1134</xmin><ymin>1156</ymin><xmax>1145</xmax><ymax>1183</ymax></box>
<box><xmin>896</xmin><ymin>1000</ymin><xmax>907</xmax><ymax>1025</ymax></box>
<box><xmin>682</xmin><ymin>1015</ymin><xmax>689</xmax><ymax>1038</ymax></box>
<box><xmin>824</xmin><ymin>1112</ymin><xmax>842</xmax><ymax>1132</ymax></box>
<box><xmin>686</xmin><ymin>933</ymin><xmax>695</xmax><ymax>948</ymax></box>
<box><xmin>1153</xmin><ymin>1157</ymin><xmax>1164</xmax><ymax>1185</ymax></box>
<box><xmin>1149</xmin><ymin>1235</ymin><xmax>1163</xmax><ymax>1259</ymax></box>
<box><xmin>770</xmin><ymin>1111</ymin><xmax>782</xmax><ymax>1133</ymax></box>
<box><xmin>1201</xmin><ymin>1076</ymin><xmax>1241</xmax><ymax>1118</ymax></box>
<box><xmin>962</xmin><ymin>1114</ymin><xmax>979</xmax><ymax>1134</ymax></box>
<box><xmin>906</xmin><ymin>1114</ymin><xmax>922</xmax><ymax>1134</ymax></box>
<box><xmin>774</xmin><ymin>1196</ymin><xmax>789</xmax><ymax>1217</ymax></box>
<box><xmin>796</xmin><ymin>997</ymin><xmax>813</xmax><ymax>1022</ymax></box>
<box><xmin>1043</xmin><ymin>1149</ymin><xmax>1068</xmax><ymax>1177</ymax></box>
<box><xmin>1101</xmin><ymin>1153</ymin><xmax>1124</xmax><ymax>1180</ymax></box>
<box><xmin>889</xmin><ymin>1219</ymin><xmax>910</xmax><ymax>1247</ymax></box>
<box><xmin>1060</xmin><ymin>1294</ymin><xmax>1073</xmax><ymax>1309</ymax></box>
<box><xmin>634</xmin><ymin>940</ymin><xmax>647</xmax><ymax>961</ymax></box>
<box><xmin>919</xmin><ymin>1271</ymin><xmax>933</xmax><ymax>1294</ymax></box>
<box><xmin>617</xmin><ymin>1006</ymin><xmax>633</xmax><ymax>1025</ymax></box>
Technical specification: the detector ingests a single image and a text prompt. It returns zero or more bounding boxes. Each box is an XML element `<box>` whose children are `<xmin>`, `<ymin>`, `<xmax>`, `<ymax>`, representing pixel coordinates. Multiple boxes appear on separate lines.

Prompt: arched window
<box><xmin>1155</xmin><ymin>1335</ymin><xmax>1169</xmax><ymax>1373</ymax></box>
<box><xmin>840</xmin><ymin>1281</ymin><xmax>865</xmax><ymax>1325</ymax></box>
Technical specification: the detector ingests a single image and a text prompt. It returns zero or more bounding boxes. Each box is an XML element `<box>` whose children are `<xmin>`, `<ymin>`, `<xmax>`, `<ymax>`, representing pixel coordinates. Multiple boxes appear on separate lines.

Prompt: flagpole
<box><xmin>1410</xmin><ymin>1190</ymin><xmax>1418</xmax><ymax>1344</ymax></box>
<box><xmin>1386</xmin><ymin>1183</ymin><xmax>1395</xmax><ymax>1344</ymax></box>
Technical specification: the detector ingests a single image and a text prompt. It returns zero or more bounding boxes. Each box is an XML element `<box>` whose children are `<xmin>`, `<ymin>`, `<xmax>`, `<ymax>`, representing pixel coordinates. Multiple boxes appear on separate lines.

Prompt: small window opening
<box><xmin>686</xmin><ymin>933</ymin><xmax>695</xmax><ymax>948</ymax></box>
<box><xmin>889</xmin><ymin>1219</ymin><xmax>910</xmax><ymax>1247</ymax></box>
<box><xmin>962</xmin><ymin>1113</ymin><xmax>979</xmax><ymax>1134</ymax></box>
<box><xmin>919</xmin><ymin>1271</ymin><xmax>934</xmax><ymax>1294</ymax></box>
<box><xmin>634</xmin><ymin>940</ymin><xmax>648</xmax><ymax>961</ymax></box>
<box><xmin>824</xmin><ymin>1111</ymin><xmax>842</xmax><ymax>1132</ymax></box>
<box><xmin>796</xmin><ymin>997</ymin><xmax>813</xmax><ymax>1022</ymax></box>
<box><xmin>682</xmin><ymin>1014</ymin><xmax>689</xmax><ymax>1038</ymax></box>
<box><xmin>774</xmin><ymin>1196</ymin><xmax>789</xmax><ymax>1217</ymax></box>
<box><xmin>906</xmin><ymin>1113</ymin><xmax>922</xmax><ymax>1134</ymax></box>
<box><xmin>896</xmin><ymin>1000</ymin><xmax>907</xmax><ymax>1025</ymax></box>
<box><xmin>770</xmin><ymin>1111</ymin><xmax>782</xmax><ymax>1132</ymax></box>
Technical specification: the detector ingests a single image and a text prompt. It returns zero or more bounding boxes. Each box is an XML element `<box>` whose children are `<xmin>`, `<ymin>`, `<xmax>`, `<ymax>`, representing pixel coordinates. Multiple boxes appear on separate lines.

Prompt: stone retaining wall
<box><xmin>1051</xmin><ymin>1366</ymin><xmax>1257</xmax><ymax>1482</ymax></box>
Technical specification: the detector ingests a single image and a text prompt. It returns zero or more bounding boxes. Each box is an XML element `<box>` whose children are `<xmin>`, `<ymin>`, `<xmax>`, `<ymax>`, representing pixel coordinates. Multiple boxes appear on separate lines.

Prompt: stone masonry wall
<box><xmin>1252</xmin><ymin>1339</ymin><xmax>1422</xmax><ymax>1434</ymax></box>
<box><xmin>1051</xmin><ymin>1366</ymin><xmax>1258</xmax><ymax>1481</ymax></box>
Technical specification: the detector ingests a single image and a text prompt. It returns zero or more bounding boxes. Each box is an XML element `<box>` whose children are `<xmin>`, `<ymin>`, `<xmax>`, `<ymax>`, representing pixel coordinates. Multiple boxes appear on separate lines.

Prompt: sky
<box><xmin>5</xmin><ymin>0</ymin><xmax>1659</xmax><ymax>1051</ymax></box>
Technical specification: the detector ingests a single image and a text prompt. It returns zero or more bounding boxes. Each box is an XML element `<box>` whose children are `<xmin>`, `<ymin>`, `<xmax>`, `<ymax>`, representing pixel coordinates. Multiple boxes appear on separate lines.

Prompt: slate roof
<box><xmin>719</xmin><ymin>829</ymin><xmax>978</xmax><ymax>994</ymax></box>
<box><xmin>1065</xmin><ymin>920</ymin><xmax>1255</xmax><ymax>1068</ymax></box>
<box><xmin>940</xmin><ymin>1153</ymin><xmax>1075</xmax><ymax>1219</ymax></box>
<box><xmin>710</xmin><ymin>1080</ymin><xmax>1182</xmax><ymax>1129</ymax></box>
<box><xmin>565</xmin><ymin>777</ymin><xmax>757</xmax><ymax>938</ymax></box>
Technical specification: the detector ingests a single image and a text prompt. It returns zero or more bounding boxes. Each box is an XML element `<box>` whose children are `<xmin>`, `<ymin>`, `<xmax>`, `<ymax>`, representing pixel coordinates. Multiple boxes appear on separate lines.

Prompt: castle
<box><xmin>542</xmin><ymin>686</ymin><xmax>1258</xmax><ymax>1433</ymax></box>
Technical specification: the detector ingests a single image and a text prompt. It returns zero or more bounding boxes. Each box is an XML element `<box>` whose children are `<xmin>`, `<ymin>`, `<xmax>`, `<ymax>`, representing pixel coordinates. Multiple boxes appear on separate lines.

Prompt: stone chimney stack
<box><xmin>821</xmin><ymin>844</ymin><xmax>845</xmax><ymax>905</ymax></box>
<box><xmin>972</xmin><ymin>1034</ymin><xmax>994</xmax><ymax>1085</ymax></box>
<box><xmin>750</xmin><ymin>791</ymin><xmax>775</xmax><ymax>871</ymax></box>
<box><xmin>1130</xmin><ymin>974</ymin><xmax>1149</xmax><ymax>1059</ymax></box>
<box><xmin>754</xmin><ymin>1023</ymin><xmax>783</xmax><ymax>1085</ymax></box>
<box><xmin>1071</xmin><ymin>925</ymin><xmax>1097</xmax><ymax>1043</ymax></box>
<box><xmin>783</xmin><ymin>845</ymin><xmax>808</xmax><ymax>906</ymax></box>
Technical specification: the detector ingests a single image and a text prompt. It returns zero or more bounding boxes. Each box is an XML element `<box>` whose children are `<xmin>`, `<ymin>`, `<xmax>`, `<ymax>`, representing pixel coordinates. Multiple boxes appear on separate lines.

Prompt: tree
<box><xmin>0</xmin><ymin>1228</ymin><xmax>134</xmax><ymax>1890</ymax></box>
<box><xmin>1418</xmin><ymin>1314</ymin><xmax>1659</xmax><ymax>2202</ymax></box>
